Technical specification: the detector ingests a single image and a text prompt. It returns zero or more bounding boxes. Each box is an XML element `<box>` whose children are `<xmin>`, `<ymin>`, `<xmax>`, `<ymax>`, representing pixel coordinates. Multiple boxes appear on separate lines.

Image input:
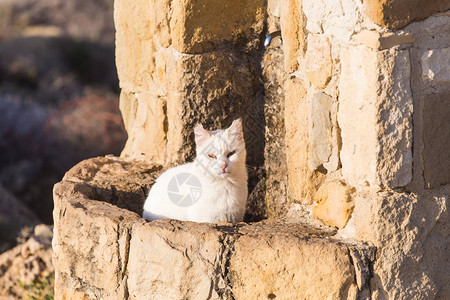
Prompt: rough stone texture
<box><xmin>115</xmin><ymin>0</ymin><xmax>266</xmax><ymax>169</ymax></box>
<box><xmin>351</xmin><ymin>190</ymin><xmax>449</xmax><ymax>299</ymax></box>
<box><xmin>363</xmin><ymin>0</ymin><xmax>450</xmax><ymax>30</ymax></box>
<box><xmin>114</xmin><ymin>0</ymin><xmax>265</xmax><ymax>87</ymax></box>
<box><xmin>308</xmin><ymin>91</ymin><xmax>340</xmax><ymax>173</ymax></box>
<box><xmin>302</xmin><ymin>0</ymin><xmax>364</xmax><ymax>43</ymax></box>
<box><xmin>0</xmin><ymin>224</ymin><xmax>53</xmax><ymax>299</ymax></box>
<box><xmin>262</xmin><ymin>35</ymin><xmax>287</xmax><ymax>219</ymax></box>
<box><xmin>285</xmin><ymin>78</ymin><xmax>325</xmax><ymax>205</ymax></box>
<box><xmin>312</xmin><ymin>181</ymin><xmax>355</xmax><ymax>228</ymax></box>
<box><xmin>171</xmin><ymin>0</ymin><xmax>265</xmax><ymax>54</ymax></box>
<box><xmin>280</xmin><ymin>0</ymin><xmax>305</xmax><ymax>72</ymax></box>
<box><xmin>422</xmin><ymin>92</ymin><xmax>450</xmax><ymax>188</ymax></box>
<box><xmin>405</xmin><ymin>13</ymin><xmax>450</xmax><ymax>191</ymax></box>
<box><xmin>120</xmin><ymin>92</ymin><xmax>167</xmax><ymax>162</ymax></box>
<box><xmin>338</xmin><ymin>46</ymin><xmax>413</xmax><ymax>189</ymax></box>
<box><xmin>230</xmin><ymin>230</ymin><xmax>357</xmax><ymax>299</ymax></box>
<box><xmin>305</xmin><ymin>35</ymin><xmax>333</xmax><ymax>89</ymax></box>
<box><xmin>53</xmin><ymin>157</ymin><xmax>375</xmax><ymax>299</ymax></box>
<box><xmin>421</xmin><ymin>48</ymin><xmax>450</xmax><ymax>87</ymax></box>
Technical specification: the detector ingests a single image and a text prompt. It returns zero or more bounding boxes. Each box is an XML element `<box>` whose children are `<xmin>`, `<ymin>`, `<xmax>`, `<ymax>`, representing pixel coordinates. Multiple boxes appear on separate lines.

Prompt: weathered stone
<box><xmin>262</xmin><ymin>42</ymin><xmax>287</xmax><ymax>218</ymax></box>
<box><xmin>117</xmin><ymin>49</ymin><xmax>263</xmax><ymax>165</ymax></box>
<box><xmin>230</xmin><ymin>227</ymin><xmax>358</xmax><ymax>299</ymax></box>
<box><xmin>352</xmin><ymin>190</ymin><xmax>449</xmax><ymax>299</ymax></box>
<box><xmin>285</xmin><ymin>78</ymin><xmax>325</xmax><ymax>205</ymax></box>
<box><xmin>313</xmin><ymin>181</ymin><xmax>355</xmax><ymax>228</ymax></box>
<box><xmin>405</xmin><ymin>13</ymin><xmax>450</xmax><ymax>50</ymax></box>
<box><xmin>114</xmin><ymin>0</ymin><xmax>265</xmax><ymax>65</ymax></box>
<box><xmin>338</xmin><ymin>46</ymin><xmax>413</xmax><ymax>188</ymax></box>
<box><xmin>114</xmin><ymin>0</ymin><xmax>156</xmax><ymax>92</ymax></box>
<box><xmin>421</xmin><ymin>48</ymin><xmax>450</xmax><ymax>86</ymax></box>
<box><xmin>353</xmin><ymin>30</ymin><xmax>415</xmax><ymax>50</ymax></box>
<box><xmin>363</xmin><ymin>0</ymin><xmax>450</xmax><ymax>30</ymax></box>
<box><xmin>338</xmin><ymin>46</ymin><xmax>378</xmax><ymax>187</ymax></box>
<box><xmin>305</xmin><ymin>35</ymin><xmax>332</xmax><ymax>89</ymax></box>
<box><xmin>174</xmin><ymin>51</ymin><xmax>264</xmax><ymax>165</ymax></box>
<box><xmin>280</xmin><ymin>0</ymin><xmax>305</xmax><ymax>72</ymax></box>
<box><xmin>303</xmin><ymin>0</ymin><xmax>363</xmax><ymax>42</ymax></box>
<box><xmin>127</xmin><ymin>221</ymin><xmax>226</xmax><ymax>299</ymax></box>
<box><xmin>375</xmin><ymin>49</ymin><xmax>413</xmax><ymax>188</ymax></box>
<box><xmin>120</xmin><ymin>91</ymin><xmax>167</xmax><ymax>163</ymax></box>
<box><xmin>171</xmin><ymin>0</ymin><xmax>265</xmax><ymax>54</ymax></box>
<box><xmin>53</xmin><ymin>183</ymin><xmax>137</xmax><ymax>294</ymax></box>
<box><xmin>423</xmin><ymin>92</ymin><xmax>450</xmax><ymax>188</ymax></box>
<box><xmin>308</xmin><ymin>91</ymin><xmax>339</xmax><ymax>172</ymax></box>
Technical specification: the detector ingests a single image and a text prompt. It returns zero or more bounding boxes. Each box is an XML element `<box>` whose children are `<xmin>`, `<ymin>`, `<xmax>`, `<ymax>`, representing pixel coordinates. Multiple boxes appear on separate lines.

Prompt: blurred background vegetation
<box><xmin>0</xmin><ymin>0</ymin><xmax>126</xmax><ymax>253</ymax></box>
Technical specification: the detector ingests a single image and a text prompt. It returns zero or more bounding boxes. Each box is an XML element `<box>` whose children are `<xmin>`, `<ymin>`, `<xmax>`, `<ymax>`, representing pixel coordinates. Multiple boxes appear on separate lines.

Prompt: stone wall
<box><xmin>52</xmin><ymin>0</ymin><xmax>450</xmax><ymax>299</ymax></box>
<box><xmin>279</xmin><ymin>1</ymin><xmax>450</xmax><ymax>299</ymax></box>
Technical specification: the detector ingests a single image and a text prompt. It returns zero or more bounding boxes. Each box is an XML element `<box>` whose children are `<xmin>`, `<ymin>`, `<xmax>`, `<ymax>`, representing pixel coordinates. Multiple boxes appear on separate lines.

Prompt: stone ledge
<box><xmin>53</xmin><ymin>156</ymin><xmax>375</xmax><ymax>299</ymax></box>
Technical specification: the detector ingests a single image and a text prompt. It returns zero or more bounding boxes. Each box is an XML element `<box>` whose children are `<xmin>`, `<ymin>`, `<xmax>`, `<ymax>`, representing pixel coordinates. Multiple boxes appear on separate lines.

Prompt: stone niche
<box><xmin>53</xmin><ymin>156</ymin><xmax>375</xmax><ymax>299</ymax></box>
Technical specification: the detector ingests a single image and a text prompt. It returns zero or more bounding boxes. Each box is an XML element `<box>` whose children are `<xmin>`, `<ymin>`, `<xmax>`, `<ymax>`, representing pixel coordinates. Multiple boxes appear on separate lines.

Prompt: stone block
<box><xmin>230</xmin><ymin>226</ymin><xmax>358</xmax><ymax>299</ymax></box>
<box><xmin>312</xmin><ymin>181</ymin><xmax>355</xmax><ymax>228</ymax></box>
<box><xmin>120</xmin><ymin>91</ymin><xmax>167</xmax><ymax>163</ymax></box>
<box><xmin>114</xmin><ymin>0</ymin><xmax>157</xmax><ymax>92</ymax></box>
<box><xmin>53</xmin><ymin>181</ymin><xmax>139</xmax><ymax>295</ymax></box>
<box><xmin>127</xmin><ymin>221</ymin><xmax>226</xmax><ymax>299</ymax></box>
<box><xmin>303</xmin><ymin>0</ymin><xmax>363</xmax><ymax>42</ymax></box>
<box><xmin>421</xmin><ymin>48</ymin><xmax>450</xmax><ymax>86</ymax></box>
<box><xmin>338</xmin><ymin>46</ymin><xmax>412</xmax><ymax>188</ymax></box>
<box><xmin>423</xmin><ymin>92</ymin><xmax>450</xmax><ymax>188</ymax></box>
<box><xmin>351</xmin><ymin>190</ymin><xmax>449</xmax><ymax>299</ymax></box>
<box><xmin>280</xmin><ymin>0</ymin><xmax>305</xmax><ymax>72</ymax></box>
<box><xmin>285</xmin><ymin>78</ymin><xmax>325</xmax><ymax>204</ymax></box>
<box><xmin>308</xmin><ymin>91</ymin><xmax>340</xmax><ymax>173</ymax></box>
<box><xmin>375</xmin><ymin>49</ymin><xmax>413</xmax><ymax>188</ymax></box>
<box><xmin>338</xmin><ymin>46</ymin><xmax>378</xmax><ymax>187</ymax></box>
<box><xmin>168</xmin><ymin>50</ymin><xmax>262</xmax><ymax>164</ymax></box>
<box><xmin>363</xmin><ymin>0</ymin><xmax>450</xmax><ymax>30</ymax></box>
<box><xmin>262</xmin><ymin>44</ymin><xmax>288</xmax><ymax>218</ymax></box>
<box><xmin>171</xmin><ymin>0</ymin><xmax>265</xmax><ymax>54</ymax></box>
<box><xmin>305</xmin><ymin>35</ymin><xmax>332</xmax><ymax>89</ymax></box>
<box><xmin>405</xmin><ymin>13</ymin><xmax>450</xmax><ymax>50</ymax></box>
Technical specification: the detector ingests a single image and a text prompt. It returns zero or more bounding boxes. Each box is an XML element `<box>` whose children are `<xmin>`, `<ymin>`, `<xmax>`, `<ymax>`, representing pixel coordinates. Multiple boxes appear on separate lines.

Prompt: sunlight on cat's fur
<box><xmin>142</xmin><ymin>119</ymin><xmax>248</xmax><ymax>223</ymax></box>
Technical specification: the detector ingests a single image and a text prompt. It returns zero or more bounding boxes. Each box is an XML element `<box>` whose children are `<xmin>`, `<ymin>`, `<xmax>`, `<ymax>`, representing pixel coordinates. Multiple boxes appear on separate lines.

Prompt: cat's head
<box><xmin>193</xmin><ymin>119</ymin><xmax>246</xmax><ymax>178</ymax></box>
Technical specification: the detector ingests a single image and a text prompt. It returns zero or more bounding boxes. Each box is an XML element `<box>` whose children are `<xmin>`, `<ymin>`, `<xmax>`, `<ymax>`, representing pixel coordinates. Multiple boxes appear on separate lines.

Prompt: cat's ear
<box><xmin>194</xmin><ymin>123</ymin><xmax>211</xmax><ymax>147</ymax></box>
<box><xmin>227</xmin><ymin>118</ymin><xmax>243</xmax><ymax>140</ymax></box>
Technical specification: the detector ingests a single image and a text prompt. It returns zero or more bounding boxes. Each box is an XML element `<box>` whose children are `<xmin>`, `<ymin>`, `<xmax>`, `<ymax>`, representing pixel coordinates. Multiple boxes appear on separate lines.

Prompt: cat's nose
<box><xmin>220</xmin><ymin>163</ymin><xmax>227</xmax><ymax>171</ymax></box>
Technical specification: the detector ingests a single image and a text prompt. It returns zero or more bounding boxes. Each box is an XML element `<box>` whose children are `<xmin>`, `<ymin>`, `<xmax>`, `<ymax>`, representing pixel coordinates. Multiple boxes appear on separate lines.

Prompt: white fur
<box><xmin>143</xmin><ymin>119</ymin><xmax>248</xmax><ymax>223</ymax></box>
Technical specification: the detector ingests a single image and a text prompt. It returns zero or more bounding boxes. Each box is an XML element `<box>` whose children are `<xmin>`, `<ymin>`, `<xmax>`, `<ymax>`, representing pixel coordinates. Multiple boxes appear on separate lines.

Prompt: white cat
<box><xmin>142</xmin><ymin>119</ymin><xmax>248</xmax><ymax>223</ymax></box>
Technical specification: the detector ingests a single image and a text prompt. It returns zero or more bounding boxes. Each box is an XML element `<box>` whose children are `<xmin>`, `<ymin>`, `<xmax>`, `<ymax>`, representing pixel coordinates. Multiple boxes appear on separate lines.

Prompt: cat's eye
<box><xmin>227</xmin><ymin>150</ymin><xmax>236</xmax><ymax>158</ymax></box>
<box><xmin>208</xmin><ymin>153</ymin><xmax>217</xmax><ymax>159</ymax></box>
